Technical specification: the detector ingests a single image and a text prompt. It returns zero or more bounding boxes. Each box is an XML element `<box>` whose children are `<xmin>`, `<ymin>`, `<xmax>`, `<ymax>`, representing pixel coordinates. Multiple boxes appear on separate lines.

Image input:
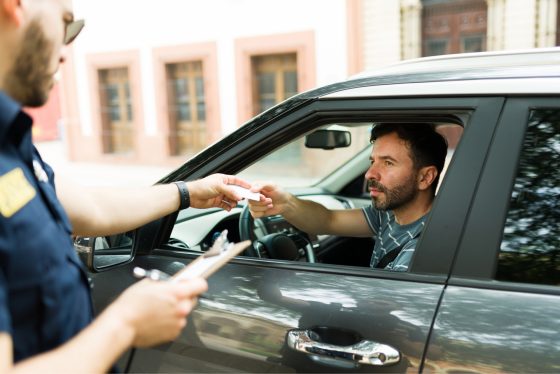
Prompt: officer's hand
<box><xmin>186</xmin><ymin>174</ymin><xmax>253</xmax><ymax>211</ymax></box>
<box><xmin>111</xmin><ymin>277</ymin><xmax>207</xmax><ymax>347</ymax></box>
<box><xmin>248</xmin><ymin>182</ymin><xmax>288</xmax><ymax>218</ymax></box>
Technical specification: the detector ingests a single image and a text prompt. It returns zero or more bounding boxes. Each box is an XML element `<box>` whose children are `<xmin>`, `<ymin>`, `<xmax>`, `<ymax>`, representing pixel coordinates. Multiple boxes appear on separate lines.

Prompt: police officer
<box><xmin>0</xmin><ymin>0</ymin><xmax>250</xmax><ymax>371</ymax></box>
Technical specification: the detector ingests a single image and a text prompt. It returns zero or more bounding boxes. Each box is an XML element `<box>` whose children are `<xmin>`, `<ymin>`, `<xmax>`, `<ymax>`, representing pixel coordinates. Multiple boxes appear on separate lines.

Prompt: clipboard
<box><xmin>171</xmin><ymin>230</ymin><xmax>251</xmax><ymax>281</ymax></box>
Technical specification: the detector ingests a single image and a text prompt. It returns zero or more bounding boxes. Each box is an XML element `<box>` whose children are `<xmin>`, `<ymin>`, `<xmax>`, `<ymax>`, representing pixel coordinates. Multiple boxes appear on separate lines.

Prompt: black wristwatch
<box><xmin>173</xmin><ymin>181</ymin><xmax>190</xmax><ymax>210</ymax></box>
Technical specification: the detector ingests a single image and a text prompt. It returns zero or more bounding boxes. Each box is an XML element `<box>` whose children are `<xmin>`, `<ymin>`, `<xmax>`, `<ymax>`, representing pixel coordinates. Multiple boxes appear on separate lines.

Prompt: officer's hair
<box><xmin>370</xmin><ymin>123</ymin><xmax>448</xmax><ymax>196</ymax></box>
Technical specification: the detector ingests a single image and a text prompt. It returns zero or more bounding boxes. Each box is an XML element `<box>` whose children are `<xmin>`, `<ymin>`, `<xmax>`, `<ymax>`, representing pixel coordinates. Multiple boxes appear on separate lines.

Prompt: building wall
<box><xmin>503</xmin><ymin>0</ymin><xmax>537</xmax><ymax>49</ymax></box>
<box><xmin>61</xmin><ymin>0</ymin><xmax>348</xmax><ymax>165</ymax></box>
<box><xmin>27</xmin><ymin>84</ymin><xmax>61</xmax><ymax>142</ymax></box>
<box><xmin>352</xmin><ymin>0</ymin><xmax>558</xmax><ymax>74</ymax></box>
<box><xmin>362</xmin><ymin>0</ymin><xmax>402</xmax><ymax>70</ymax></box>
<box><xmin>61</xmin><ymin>0</ymin><xmax>558</xmax><ymax>165</ymax></box>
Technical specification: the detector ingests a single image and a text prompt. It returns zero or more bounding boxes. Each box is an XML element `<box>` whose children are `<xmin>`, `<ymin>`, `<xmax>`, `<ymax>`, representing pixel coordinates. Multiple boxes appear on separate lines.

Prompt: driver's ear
<box><xmin>417</xmin><ymin>166</ymin><xmax>437</xmax><ymax>191</ymax></box>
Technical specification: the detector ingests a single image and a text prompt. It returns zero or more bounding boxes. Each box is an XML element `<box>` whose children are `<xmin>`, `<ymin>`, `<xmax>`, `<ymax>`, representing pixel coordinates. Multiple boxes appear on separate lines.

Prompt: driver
<box><xmin>248</xmin><ymin>123</ymin><xmax>447</xmax><ymax>271</ymax></box>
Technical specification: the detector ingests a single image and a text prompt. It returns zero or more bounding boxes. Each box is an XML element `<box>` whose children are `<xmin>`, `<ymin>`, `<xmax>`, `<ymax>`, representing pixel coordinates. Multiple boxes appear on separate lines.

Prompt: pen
<box><xmin>133</xmin><ymin>267</ymin><xmax>171</xmax><ymax>281</ymax></box>
<box><xmin>132</xmin><ymin>266</ymin><xmax>212</xmax><ymax>303</ymax></box>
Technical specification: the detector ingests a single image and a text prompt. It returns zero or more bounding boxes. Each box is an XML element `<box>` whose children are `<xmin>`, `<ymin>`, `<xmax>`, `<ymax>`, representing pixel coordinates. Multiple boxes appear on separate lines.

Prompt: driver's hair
<box><xmin>370</xmin><ymin>123</ymin><xmax>448</xmax><ymax>196</ymax></box>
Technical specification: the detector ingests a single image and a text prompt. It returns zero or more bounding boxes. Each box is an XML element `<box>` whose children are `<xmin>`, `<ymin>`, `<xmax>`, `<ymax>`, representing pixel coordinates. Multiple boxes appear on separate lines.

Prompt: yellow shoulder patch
<box><xmin>0</xmin><ymin>168</ymin><xmax>37</xmax><ymax>218</ymax></box>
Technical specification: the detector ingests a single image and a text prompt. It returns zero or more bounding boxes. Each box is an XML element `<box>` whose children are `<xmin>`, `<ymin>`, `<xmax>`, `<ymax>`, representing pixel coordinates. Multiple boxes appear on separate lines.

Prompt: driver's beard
<box><xmin>3</xmin><ymin>19</ymin><xmax>55</xmax><ymax>107</ymax></box>
<box><xmin>370</xmin><ymin>173</ymin><xmax>418</xmax><ymax>211</ymax></box>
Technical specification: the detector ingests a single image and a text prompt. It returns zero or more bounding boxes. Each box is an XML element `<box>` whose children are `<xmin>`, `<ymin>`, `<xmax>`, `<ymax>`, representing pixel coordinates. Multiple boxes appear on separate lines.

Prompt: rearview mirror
<box><xmin>305</xmin><ymin>129</ymin><xmax>351</xmax><ymax>149</ymax></box>
<box><xmin>74</xmin><ymin>231</ymin><xmax>134</xmax><ymax>272</ymax></box>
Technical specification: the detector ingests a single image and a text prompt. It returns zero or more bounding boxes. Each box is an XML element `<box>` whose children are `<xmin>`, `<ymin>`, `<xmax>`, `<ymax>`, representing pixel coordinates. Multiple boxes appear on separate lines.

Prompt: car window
<box><xmin>238</xmin><ymin>123</ymin><xmax>372</xmax><ymax>187</ymax></box>
<box><xmin>238</xmin><ymin>122</ymin><xmax>462</xmax><ymax>188</ymax></box>
<box><xmin>497</xmin><ymin>109</ymin><xmax>560</xmax><ymax>286</ymax></box>
<box><xmin>168</xmin><ymin>115</ymin><xmax>465</xmax><ymax>274</ymax></box>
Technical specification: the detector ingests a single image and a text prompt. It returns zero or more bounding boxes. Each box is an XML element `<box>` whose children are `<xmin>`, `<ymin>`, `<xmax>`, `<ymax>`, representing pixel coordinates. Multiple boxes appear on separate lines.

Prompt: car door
<box><xmin>89</xmin><ymin>96</ymin><xmax>504</xmax><ymax>373</ymax></box>
<box><xmin>424</xmin><ymin>98</ymin><xmax>560</xmax><ymax>372</ymax></box>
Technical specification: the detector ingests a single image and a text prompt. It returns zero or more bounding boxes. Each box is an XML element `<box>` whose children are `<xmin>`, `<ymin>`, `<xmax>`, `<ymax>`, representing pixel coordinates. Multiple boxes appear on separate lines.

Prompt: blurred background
<box><xmin>33</xmin><ymin>0</ymin><xmax>560</xmax><ymax>186</ymax></box>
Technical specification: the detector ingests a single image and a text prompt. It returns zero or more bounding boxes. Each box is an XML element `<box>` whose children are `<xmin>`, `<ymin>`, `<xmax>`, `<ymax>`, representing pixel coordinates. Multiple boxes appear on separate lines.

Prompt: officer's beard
<box><xmin>368</xmin><ymin>173</ymin><xmax>418</xmax><ymax>211</ymax></box>
<box><xmin>4</xmin><ymin>19</ymin><xmax>55</xmax><ymax>107</ymax></box>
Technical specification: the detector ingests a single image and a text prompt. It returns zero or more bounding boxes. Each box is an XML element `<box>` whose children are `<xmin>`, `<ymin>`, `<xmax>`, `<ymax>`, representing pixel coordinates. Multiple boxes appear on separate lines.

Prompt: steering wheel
<box><xmin>238</xmin><ymin>204</ymin><xmax>316</xmax><ymax>262</ymax></box>
<box><xmin>238</xmin><ymin>203</ymin><xmax>259</xmax><ymax>257</ymax></box>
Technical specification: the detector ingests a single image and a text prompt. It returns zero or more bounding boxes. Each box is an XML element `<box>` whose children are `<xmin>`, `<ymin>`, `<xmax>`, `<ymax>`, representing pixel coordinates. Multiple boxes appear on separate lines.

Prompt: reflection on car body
<box><xmin>82</xmin><ymin>48</ymin><xmax>560</xmax><ymax>373</ymax></box>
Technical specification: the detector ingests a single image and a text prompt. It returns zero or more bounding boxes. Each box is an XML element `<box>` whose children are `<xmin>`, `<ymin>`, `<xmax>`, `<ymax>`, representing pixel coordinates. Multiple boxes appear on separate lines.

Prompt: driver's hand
<box><xmin>249</xmin><ymin>183</ymin><xmax>286</xmax><ymax>218</ymax></box>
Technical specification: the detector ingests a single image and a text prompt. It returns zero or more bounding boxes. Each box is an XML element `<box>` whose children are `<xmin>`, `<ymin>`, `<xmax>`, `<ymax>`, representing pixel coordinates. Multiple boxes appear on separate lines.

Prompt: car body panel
<box><xmin>85</xmin><ymin>48</ymin><xmax>560</xmax><ymax>372</ymax></box>
<box><xmin>323</xmin><ymin>78</ymin><xmax>560</xmax><ymax>98</ymax></box>
<box><xmin>101</xmin><ymin>256</ymin><xmax>445</xmax><ymax>373</ymax></box>
<box><xmin>424</xmin><ymin>286</ymin><xmax>560</xmax><ymax>373</ymax></box>
<box><xmin>91</xmin><ymin>95</ymin><xmax>502</xmax><ymax>372</ymax></box>
<box><xmin>423</xmin><ymin>98</ymin><xmax>560</xmax><ymax>373</ymax></box>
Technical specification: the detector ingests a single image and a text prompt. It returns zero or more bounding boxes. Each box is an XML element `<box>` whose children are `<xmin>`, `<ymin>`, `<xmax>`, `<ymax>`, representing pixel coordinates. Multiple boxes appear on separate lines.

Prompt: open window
<box><xmin>166</xmin><ymin>109</ymin><xmax>466</xmax><ymax>273</ymax></box>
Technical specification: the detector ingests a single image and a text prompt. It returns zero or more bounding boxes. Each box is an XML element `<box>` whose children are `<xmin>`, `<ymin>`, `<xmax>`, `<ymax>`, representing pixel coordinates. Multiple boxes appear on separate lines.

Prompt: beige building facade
<box><xmin>347</xmin><ymin>0</ymin><xmax>558</xmax><ymax>74</ymax></box>
<box><xmin>59</xmin><ymin>0</ymin><xmax>559</xmax><ymax>166</ymax></box>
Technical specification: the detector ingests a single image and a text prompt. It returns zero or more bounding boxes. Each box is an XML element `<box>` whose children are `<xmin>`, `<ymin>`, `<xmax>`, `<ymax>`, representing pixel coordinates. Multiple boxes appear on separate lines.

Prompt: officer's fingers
<box><xmin>218</xmin><ymin>199</ymin><xmax>232</xmax><ymax>211</ymax></box>
<box><xmin>176</xmin><ymin>298</ymin><xmax>197</xmax><ymax>317</ymax></box>
<box><xmin>172</xmin><ymin>278</ymin><xmax>208</xmax><ymax>299</ymax></box>
<box><xmin>223</xmin><ymin>174</ymin><xmax>252</xmax><ymax>189</ymax></box>
<box><xmin>216</xmin><ymin>185</ymin><xmax>243</xmax><ymax>202</ymax></box>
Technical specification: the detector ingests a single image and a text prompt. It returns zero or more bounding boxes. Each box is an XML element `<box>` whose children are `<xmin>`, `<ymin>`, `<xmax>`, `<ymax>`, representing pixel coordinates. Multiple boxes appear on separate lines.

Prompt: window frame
<box><xmin>86</xmin><ymin>50</ymin><xmax>144</xmax><ymax>161</ymax></box>
<box><xmin>234</xmin><ymin>31</ymin><xmax>316</xmax><ymax>125</ymax></box>
<box><xmin>98</xmin><ymin>67</ymin><xmax>134</xmax><ymax>154</ymax></box>
<box><xmin>251</xmin><ymin>53</ymin><xmax>298</xmax><ymax>115</ymax></box>
<box><xmin>151</xmin><ymin>96</ymin><xmax>505</xmax><ymax>281</ymax></box>
<box><xmin>421</xmin><ymin>0</ymin><xmax>488</xmax><ymax>57</ymax></box>
<box><xmin>450</xmin><ymin>97</ymin><xmax>560</xmax><ymax>294</ymax></box>
<box><xmin>152</xmin><ymin>42</ymin><xmax>221</xmax><ymax>159</ymax></box>
<box><xmin>166</xmin><ymin>60</ymin><xmax>208</xmax><ymax>155</ymax></box>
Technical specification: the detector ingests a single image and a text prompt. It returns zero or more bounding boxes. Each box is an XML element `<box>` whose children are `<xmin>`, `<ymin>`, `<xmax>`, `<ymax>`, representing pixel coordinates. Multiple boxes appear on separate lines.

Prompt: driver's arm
<box><xmin>249</xmin><ymin>183</ymin><xmax>372</xmax><ymax>237</ymax></box>
<box><xmin>283</xmin><ymin>196</ymin><xmax>372</xmax><ymax>237</ymax></box>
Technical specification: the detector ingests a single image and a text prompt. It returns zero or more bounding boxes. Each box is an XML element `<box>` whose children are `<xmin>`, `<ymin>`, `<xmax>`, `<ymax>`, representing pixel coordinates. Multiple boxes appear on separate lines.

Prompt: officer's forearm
<box><xmin>59</xmin><ymin>181</ymin><xmax>180</xmax><ymax>237</ymax></box>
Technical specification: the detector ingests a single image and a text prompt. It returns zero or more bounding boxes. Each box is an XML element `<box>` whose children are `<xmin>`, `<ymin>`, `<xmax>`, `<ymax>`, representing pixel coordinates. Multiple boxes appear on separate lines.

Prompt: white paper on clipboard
<box><xmin>171</xmin><ymin>239</ymin><xmax>250</xmax><ymax>281</ymax></box>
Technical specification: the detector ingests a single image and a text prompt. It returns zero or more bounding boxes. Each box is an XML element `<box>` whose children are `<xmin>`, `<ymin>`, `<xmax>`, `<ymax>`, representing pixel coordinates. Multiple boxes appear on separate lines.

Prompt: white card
<box><xmin>229</xmin><ymin>185</ymin><xmax>260</xmax><ymax>201</ymax></box>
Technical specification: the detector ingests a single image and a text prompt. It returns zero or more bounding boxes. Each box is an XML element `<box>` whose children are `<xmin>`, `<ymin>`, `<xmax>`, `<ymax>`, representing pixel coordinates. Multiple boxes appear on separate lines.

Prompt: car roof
<box><xmin>300</xmin><ymin>47</ymin><xmax>560</xmax><ymax>99</ymax></box>
<box><xmin>350</xmin><ymin>47</ymin><xmax>560</xmax><ymax>80</ymax></box>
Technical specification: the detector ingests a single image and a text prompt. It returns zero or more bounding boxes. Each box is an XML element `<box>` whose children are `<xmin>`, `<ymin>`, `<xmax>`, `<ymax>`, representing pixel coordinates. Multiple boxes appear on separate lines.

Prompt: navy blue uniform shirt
<box><xmin>0</xmin><ymin>91</ymin><xmax>93</xmax><ymax>362</ymax></box>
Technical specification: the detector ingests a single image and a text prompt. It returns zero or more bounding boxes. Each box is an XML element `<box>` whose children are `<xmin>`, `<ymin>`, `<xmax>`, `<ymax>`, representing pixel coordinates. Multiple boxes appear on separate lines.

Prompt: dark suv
<box><xmin>81</xmin><ymin>48</ymin><xmax>560</xmax><ymax>373</ymax></box>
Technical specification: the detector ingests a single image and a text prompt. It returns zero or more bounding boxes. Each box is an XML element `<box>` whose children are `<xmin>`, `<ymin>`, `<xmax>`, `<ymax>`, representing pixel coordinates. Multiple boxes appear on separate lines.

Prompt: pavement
<box><xmin>35</xmin><ymin>140</ymin><xmax>175</xmax><ymax>187</ymax></box>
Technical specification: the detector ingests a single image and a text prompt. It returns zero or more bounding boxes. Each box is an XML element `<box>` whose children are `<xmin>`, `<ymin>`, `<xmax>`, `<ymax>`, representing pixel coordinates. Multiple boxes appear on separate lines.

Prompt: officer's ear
<box><xmin>1</xmin><ymin>0</ymin><xmax>24</xmax><ymax>27</ymax></box>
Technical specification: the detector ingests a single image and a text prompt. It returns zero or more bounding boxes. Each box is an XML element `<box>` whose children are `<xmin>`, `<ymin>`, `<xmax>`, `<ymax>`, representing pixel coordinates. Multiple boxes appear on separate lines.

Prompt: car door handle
<box><xmin>287</xmin><ymin>328</ymin><xmax>400</xmax><ymax>367</ymax></box>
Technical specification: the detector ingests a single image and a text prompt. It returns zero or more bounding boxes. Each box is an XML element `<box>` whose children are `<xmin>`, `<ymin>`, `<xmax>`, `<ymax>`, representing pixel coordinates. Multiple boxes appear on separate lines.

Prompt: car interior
<box><xmin>164</xmin><ymin>116</ymin><xmax>465</xmax><ymax>270</ymax></box>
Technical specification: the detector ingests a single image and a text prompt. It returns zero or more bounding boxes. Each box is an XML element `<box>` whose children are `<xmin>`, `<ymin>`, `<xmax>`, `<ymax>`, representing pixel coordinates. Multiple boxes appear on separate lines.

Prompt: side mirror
<box><xmin>74</xmin><ymin>231</ymin><xmax>134</xmax><ymax>272</ymax></box>
<box><xmin>305</xmin><ymin>129</ymin><xmax>351</xmax><ymax>150</ymax></box>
